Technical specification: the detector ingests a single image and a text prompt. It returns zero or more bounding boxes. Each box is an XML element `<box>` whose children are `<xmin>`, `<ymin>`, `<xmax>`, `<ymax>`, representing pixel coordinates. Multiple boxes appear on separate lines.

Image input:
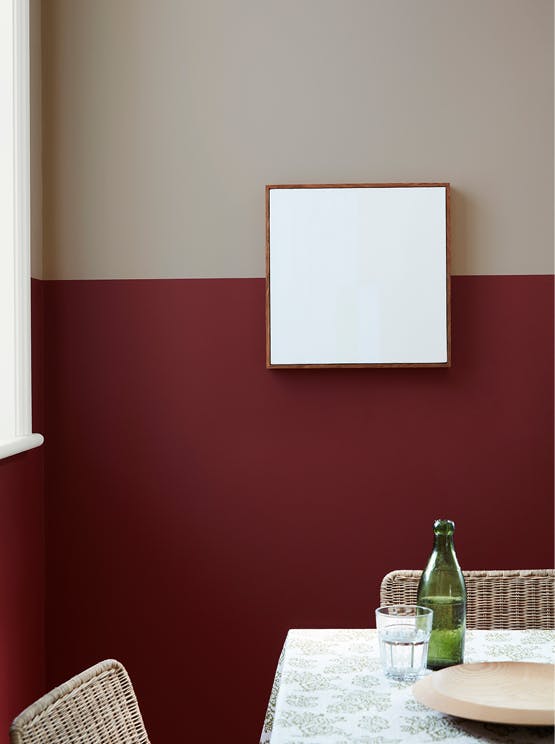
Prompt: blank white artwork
<box><xmin>268</xmin><ymin>186</ymin><xmax>448</xmax><ymax>366</ymax></box>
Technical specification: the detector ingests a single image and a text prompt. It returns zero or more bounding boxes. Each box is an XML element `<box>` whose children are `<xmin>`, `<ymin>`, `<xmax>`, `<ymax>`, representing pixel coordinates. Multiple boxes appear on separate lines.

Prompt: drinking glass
<box><xmin>375</xmin><ymin>605</ymin><xmax>433</xmax><ymax>681</ymax></box>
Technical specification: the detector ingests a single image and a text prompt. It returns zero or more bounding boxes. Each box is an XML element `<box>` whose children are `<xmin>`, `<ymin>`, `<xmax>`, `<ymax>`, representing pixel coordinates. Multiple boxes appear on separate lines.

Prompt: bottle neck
<box><xmin>431</xmin><ymin>533</ymin><xmax>459</xmax><ymax>566</ymax></box>
<box><xmin>434</xmin><ymin>534</ymin><xmax>454</xmax><ymax>551</ymax></box>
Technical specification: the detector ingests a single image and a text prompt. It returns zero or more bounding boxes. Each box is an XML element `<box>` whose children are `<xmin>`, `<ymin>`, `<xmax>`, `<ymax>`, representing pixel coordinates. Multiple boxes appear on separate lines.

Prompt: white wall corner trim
<box><xmin>0</xmin><ymin>0</ymin><xmax>43</xmax><ymax>461</ymax></box>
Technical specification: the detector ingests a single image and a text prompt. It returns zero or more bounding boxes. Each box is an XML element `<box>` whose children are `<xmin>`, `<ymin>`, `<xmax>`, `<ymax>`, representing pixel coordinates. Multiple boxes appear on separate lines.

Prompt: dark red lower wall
<box><xmin>0</xmin><ymin>451</ymin><xmax>45</xmax><ymax>735</ymax></box>
<box><xmin>0</xmin><ymin>280</ymin><xmax>45</xmax><ymax>735</ymax></box>
<box><xmin>44</xmin><ymin>275</ymin><xmax>553</xmax><ymax>743</ymax></box>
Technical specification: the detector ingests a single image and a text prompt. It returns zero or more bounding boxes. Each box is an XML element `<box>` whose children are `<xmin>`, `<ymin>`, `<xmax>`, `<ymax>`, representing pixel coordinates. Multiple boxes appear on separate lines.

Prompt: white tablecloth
<box><xmin>261</xmin><ymin>629</ymin><xmax>554</xmax><ymax>744</ymax></box>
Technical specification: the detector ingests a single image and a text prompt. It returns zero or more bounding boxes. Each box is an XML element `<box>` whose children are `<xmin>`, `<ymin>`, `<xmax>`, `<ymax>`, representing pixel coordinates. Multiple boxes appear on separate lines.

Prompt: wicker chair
<box><xmin>380</xmin><ymin>569</ymin><xmax>555</xmax><ymax>630</ymax></box>
<box><xmin>10</xmin><ymin>659</ymin><xmax>150</xmax><ymax>744</ymax></box>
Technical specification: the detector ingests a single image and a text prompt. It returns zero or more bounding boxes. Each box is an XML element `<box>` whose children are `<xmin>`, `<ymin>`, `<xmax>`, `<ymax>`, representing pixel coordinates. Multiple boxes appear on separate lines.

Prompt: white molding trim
<box><xmin>0</xmin><ymin>434</ymin><xmax>43</xmax><ymax>460</ymax></box>
<box><xmin>14</xmin><ymin>0</ymin><xmax>32</xmax><ymax>437</ymax></box>
<box><xmin>0</xmin><ymin>0</ymin><xmax>43</xmax><ymax>460</ymax></box>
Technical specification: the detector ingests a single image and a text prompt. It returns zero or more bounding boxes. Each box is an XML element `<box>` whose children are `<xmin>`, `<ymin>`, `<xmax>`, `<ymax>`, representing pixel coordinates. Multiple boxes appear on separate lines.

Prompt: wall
<box><xmin>42</xmin><ymin>0</ymin><xmax>553</xmax><ymax>280</ymax></box>
<box><xmin>41</xmin><ymin>1</ymin><xmax>553</xmax><ymax>742</ymax></box>
<box><xmin>0</xmin><ymin>450</ymin><xmax>44</xmax><ymax>736</ymax></box>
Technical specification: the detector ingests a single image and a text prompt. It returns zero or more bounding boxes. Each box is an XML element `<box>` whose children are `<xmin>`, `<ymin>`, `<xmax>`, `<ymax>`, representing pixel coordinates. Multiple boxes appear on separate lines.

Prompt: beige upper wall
<box><xmin>42</xmin><ymin>0</ymin><xmax>554</xmax><ymax>280</ymax></box>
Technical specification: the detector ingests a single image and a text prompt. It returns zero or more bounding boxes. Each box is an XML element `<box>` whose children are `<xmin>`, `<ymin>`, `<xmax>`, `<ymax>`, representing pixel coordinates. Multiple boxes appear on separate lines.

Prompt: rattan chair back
<box><xmin>10</xmin><ymin>659</ymin><xmax>151</xmax><ymax>744</ymax></box>
<box><xmin>380</xmin><ymin>569</ymin><xmax>555</xmax><ymax>630</ymax></box>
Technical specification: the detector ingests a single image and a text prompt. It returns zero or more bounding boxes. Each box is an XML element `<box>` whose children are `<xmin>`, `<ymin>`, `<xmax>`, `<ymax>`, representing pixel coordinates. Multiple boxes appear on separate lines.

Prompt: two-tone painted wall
<box><xmin>6</xmin><ymin>1</ymin><xmax>553</xmax><ymax>741</ymax></box>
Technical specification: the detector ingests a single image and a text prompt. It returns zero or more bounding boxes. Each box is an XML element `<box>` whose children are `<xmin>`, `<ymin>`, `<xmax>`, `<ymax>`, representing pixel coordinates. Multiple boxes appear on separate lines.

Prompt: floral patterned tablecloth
<box><xmin>260</xmin><ymin>629</ymin><xmax>554</xmax><ymax>744</ymax></box>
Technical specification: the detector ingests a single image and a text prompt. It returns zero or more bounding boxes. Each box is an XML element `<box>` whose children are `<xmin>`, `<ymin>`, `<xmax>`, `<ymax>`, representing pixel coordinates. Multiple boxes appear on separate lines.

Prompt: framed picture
<box><xmin>266</xmin><ymin>183</ymin><xmax>450</xmax><ymax>368</ymax></box>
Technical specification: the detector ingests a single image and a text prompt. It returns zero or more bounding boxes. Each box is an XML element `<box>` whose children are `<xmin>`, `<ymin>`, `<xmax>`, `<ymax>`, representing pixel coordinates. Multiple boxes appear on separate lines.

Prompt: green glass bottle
<box><xmin>416</xmin><ymin>519</ymin><xmax>466</xmax><ymax>670</ymax></box>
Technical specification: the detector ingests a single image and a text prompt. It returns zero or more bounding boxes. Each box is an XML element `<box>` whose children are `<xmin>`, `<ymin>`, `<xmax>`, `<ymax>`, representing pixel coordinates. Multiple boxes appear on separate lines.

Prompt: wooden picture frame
<box><xmin>266</xmin><ymin>183</ymin><xmax>451</xmax><ymax>369</ymax></box>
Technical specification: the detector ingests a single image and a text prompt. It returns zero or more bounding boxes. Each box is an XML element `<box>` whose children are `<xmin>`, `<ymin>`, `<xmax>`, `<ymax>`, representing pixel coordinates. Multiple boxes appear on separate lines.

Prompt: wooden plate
<box><xmin>413</xmin><ymin>662</ymin><xmax>555</xmax><ymax>726</ymax></box>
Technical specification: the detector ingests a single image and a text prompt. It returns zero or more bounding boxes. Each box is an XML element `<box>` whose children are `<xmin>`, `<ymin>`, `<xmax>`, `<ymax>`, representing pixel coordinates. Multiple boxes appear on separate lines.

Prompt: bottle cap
<box><xmin>433</xmin><ymin>519</ymin><xmax>455</xmax><ymax>535</ymax></box>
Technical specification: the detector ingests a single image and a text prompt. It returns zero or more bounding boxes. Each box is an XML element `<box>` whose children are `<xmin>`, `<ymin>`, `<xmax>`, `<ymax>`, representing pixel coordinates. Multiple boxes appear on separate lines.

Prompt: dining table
<box><xmin>260</xmin><ymin>628</ymin><xmax>554</xmax><ymax>743</ymax></box>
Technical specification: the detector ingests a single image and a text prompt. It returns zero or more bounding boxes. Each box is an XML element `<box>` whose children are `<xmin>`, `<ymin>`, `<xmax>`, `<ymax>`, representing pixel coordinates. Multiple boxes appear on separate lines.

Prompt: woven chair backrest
<box><xmin>380</xmin><ymin>569</ymin><xmax>555</xmax><ymax>630</ymax></box>
<box><xmin>10</xmin><ymin>659</ymin><xmax>151</xmax><ymax>744</ymax></box>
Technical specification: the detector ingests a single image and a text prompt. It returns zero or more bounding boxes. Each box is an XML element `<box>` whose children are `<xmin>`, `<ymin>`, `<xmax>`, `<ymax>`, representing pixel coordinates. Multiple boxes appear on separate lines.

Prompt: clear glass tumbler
<box><xmin>375</xmin><ymin>605</ymin><xmax>434</xmax><ymax>681</ymax></box>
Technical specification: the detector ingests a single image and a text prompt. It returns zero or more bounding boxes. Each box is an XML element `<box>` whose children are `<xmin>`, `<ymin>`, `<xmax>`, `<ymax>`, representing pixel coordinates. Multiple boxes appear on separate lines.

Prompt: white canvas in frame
<box><xmin>266</xmin><ymin>184</ymin><xmax>450</xmax><ymax>368</ymax></box>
